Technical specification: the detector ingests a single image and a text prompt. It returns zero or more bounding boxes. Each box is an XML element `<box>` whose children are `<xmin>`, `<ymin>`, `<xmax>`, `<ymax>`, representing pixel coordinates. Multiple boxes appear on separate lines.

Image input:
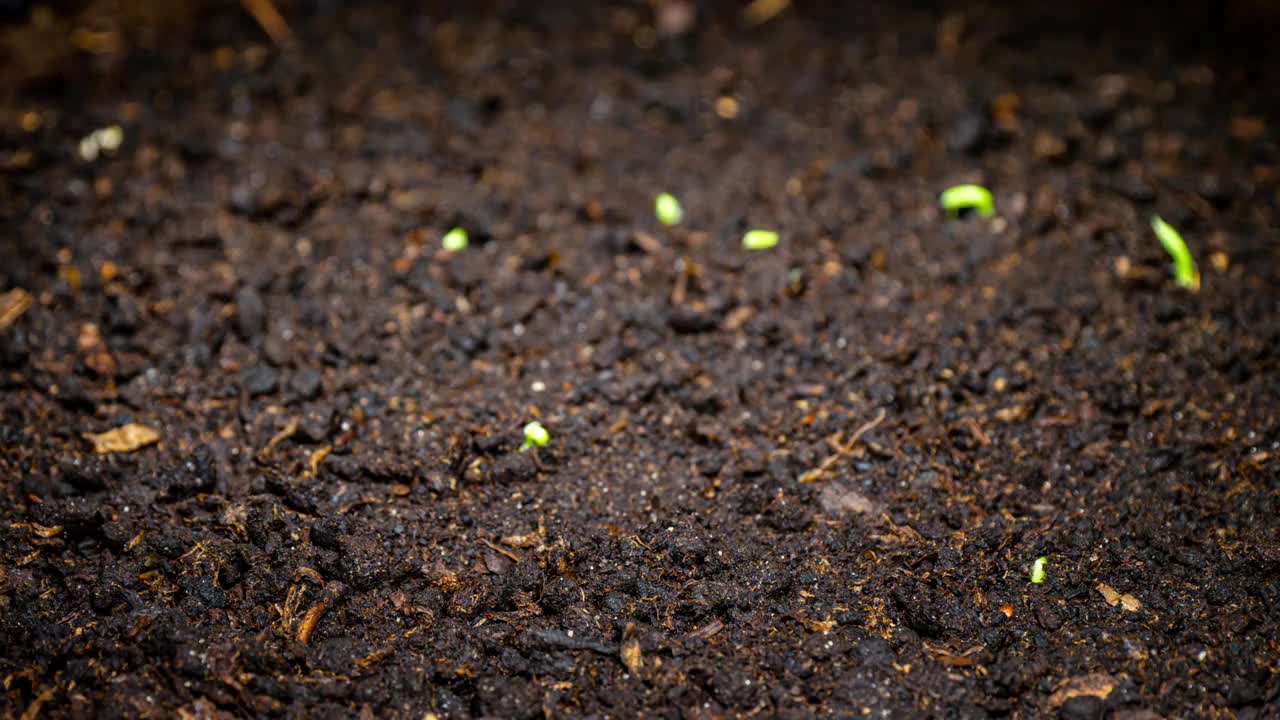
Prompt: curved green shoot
<box><xmin>1150</xmin><ymin>215</ymin><xmax>1200</xmax><ymax>291</ymax></box>
<box><xmin>939</xmin><ymin>184</ymin><xmax>995</xmax><ymax>218</ymax></box>
<box><xmin>655</xmin><ymin>193</ymin><xmax>684</xmax><ymax>226</ymax></box>
<box><xmin>742</xmin><ymin>229</ymin><xmax>780</xmax><ymax>250</ymax></box>
<box><xmin>1031</xmin><ymin>556</ymin><xmax>1047</xmax><ymax>584</ymax></box>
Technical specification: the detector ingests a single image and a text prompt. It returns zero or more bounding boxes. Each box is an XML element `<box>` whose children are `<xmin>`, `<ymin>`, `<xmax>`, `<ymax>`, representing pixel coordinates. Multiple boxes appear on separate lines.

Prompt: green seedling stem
<box><xmin>1150</xmin><ymin>215</ymin><xmax>1200</xmax><ymax>291</ymax></box>
<box><xmin>1031</xmin><ymin>556</ymin><xmax>1048</xmax><ymax>584</ymax></box>
<box><xmin>655</xmin><ymin>193</ymin><xmax>684</xmax><ymax>226</ymax></box>
<box><xmin>742</xmin><ymin>229</ymin><xmax>780</xmax><ymax>250</ymax></box>
<box><xmin>939</xmin><ymin>184</ymin><xmax>995</xmax><ymax>218</ymax></box>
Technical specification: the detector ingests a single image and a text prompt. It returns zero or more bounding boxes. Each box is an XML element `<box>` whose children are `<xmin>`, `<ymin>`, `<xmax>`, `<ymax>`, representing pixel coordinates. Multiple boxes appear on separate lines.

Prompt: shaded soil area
<box><xmin>2</xmin><ymin>1</ymin><xmax>1279</xmax><ymax>717</ymax></box>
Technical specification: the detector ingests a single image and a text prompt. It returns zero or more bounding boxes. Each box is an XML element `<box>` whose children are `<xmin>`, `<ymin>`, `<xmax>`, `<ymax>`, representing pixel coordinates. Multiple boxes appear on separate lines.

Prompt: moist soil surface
<box><xmin>2</xmin><ymin>2</ymin><xmax>1279</xmax><ymax>718</ymax></box>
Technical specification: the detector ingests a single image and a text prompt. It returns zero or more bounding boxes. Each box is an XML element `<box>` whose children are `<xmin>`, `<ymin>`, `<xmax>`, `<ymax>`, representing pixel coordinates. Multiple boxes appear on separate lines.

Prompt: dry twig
<box><xmin>800</xmin><ymin>408</ymin><xmax>887</xmax><ymax>483</ymax></box>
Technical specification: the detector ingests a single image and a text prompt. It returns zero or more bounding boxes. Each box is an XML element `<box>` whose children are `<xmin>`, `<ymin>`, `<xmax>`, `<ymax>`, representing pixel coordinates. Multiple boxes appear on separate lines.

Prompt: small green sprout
<box><xmin>442</xmin><ymin>227</ymin><xmax>469</xmax><ymax>252</ymax></box>
<box><xmin>77</xmin><ymin>125</ymin><xmax>124</xmax><ymax>162</ymax></box>
<box><xmin>520</xmin><ymin>421</ymin><xmax>550</xmax><ymax>451</ymax></box>
<box><xmin>742</xmin><ymin>229</ymin><xmax>780</xmax><ymax>250</ymax></box>
<box><xmin>1150</xmin><ymin>215</ymin><xmax>1200</xmax><ymax>291</ymax></box>
<box><xmin>1030</xmin><ymin>556</ymin><xmax>1048</xmax><ymax>584</ymax></box>
<box><xmin>939</xmin><ymin>184</ymin><xmax>996</xmax><ymax>218</ymax></box>
<box><xmin>655</xmin><ymin>192</ymin><xmax>684</xmax><ymax>226</ymax></box>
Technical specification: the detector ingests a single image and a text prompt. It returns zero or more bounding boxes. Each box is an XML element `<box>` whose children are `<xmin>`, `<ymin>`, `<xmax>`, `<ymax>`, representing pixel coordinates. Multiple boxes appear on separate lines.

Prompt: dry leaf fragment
<box><xmin>0</xmin><ymin>288</ymin><xmax>34</xmax><ymax>329</ymax></box>
<box><xmin>84</xmin><ymin>423</ymin><xmax>161</xmax><ymax>454</ymax></box>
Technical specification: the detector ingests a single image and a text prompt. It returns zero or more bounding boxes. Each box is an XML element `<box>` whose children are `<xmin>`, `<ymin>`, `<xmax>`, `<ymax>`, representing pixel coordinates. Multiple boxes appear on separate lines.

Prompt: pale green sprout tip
<box><xmin>939</xmin><ymin>184</ymin><xmax>996</xmax><ymax>219</ymax></box>
<box><xmin>655</xmin><ymin>192</ymin><xmax>684</xmax><ymax>226</ymax></box>
<box><xmin>1150</xmin><ymin>215</ymin><xmax>1200</xmax><ymax>291</ymax></box>
<box><xmin>1031</xmin><ymin>556</ymin><xmax>1048</xmax><ymax>584</ymax></box>
<box><xmin>442</xmin><ymin>227</ymin><xmax>469</xmax><ymax>252</ymax></box>
<box><xmin>520</xmin><ymin>421</ymin><xmax>550</xmax><ymax>451</ymax></box>
<box><xmin>742</xmin><ymin>229</ymin><xmax>780</xmax><ymax>250</ymax></box>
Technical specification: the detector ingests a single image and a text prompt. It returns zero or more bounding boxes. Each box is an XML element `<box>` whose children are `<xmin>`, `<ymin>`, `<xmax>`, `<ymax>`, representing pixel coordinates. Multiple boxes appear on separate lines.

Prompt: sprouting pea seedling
<box><xmin>520</xmin><ymin>421</ymin><xmax>550</xmax><ymax>452</ymax></box>
<box><xmin>939</xmin><ymin>184</ymin><xmax>995</xmax><ymax>218</ymax></box>
<box><xmin>442</xmin><ymin>227</ymin><xmax>469</xmax><ymax>252</ymax></box>
<box><xmin>655</xmin><ymin>192</ymin><xmax>684</xmax><ymax>226</ymax></box>
<box><xmin>78</xmin><ymin>125</ymin><xmax>124</xmax><ymax>162</ymax></box>
<box><xmin>1150</xmin><ymin>215</ymin><xmax>1200</xmax><ymax>291</ymax></box>
<box><xmin>1030</xmin><ymin>556</ymin><xmax>1048</xmax><ymax>584</ymax></box>
<box><xmin>742</xmin><ymin>229</ymin><xmax>780</xmax><ymax>250</ymax></box>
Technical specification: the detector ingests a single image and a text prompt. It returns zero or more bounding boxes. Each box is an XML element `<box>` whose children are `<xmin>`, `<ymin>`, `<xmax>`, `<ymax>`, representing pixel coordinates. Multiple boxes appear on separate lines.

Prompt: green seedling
<box><xmin>655</xmin><ymin>192</ymin><xmax>684</xmax><ymax>226</ymax></box>
<box><xmin>742</xmin><ymin>229</ymin><xmax>780</xmax><ymax>250</ymax></box>
<box><xmin>520</xmin><ymin>421</ymin><xmax>550</xmax><ymax>451</ymax></box>
<box><xmin>442</xmin><ymin>227</ymin><xmax>469</xmax><ymax>252</ymax></box>
<box><xmin>78</xmin><ymin>125</ymin><xmax>124</xmax><ymax>162</ymax></box>
<box><xmin>1150</xmin><ymin>215</ymin><xmax>1200</xmax><ymax>291</ymax></box>
<box><xmin>1031</xmin><ymin>556</ymin><xmax>1048</xmax><ymax>584</ymax></box>
<box><xmin>939</xmin><ymin>184</ymin><xmax>996</xmax><ymax>218</ymax></box>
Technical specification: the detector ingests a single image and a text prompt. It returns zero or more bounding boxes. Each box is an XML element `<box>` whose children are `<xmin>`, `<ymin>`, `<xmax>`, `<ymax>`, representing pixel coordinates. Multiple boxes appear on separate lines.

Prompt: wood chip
<box><xmin>501</xmin><ymin>519</ymin><xmax>546</xmax><ymax>548</ymax></box>
<box><xmin>925</xmin><ymin>643</ymin><xmax>984</xmax><ymax>667</ymax></box>
<box><xmin>630</xmin><ymin>231</ymin><xmax>664</xmax><ymax>255</ymax></box>
<box><xmin>0</xmin><ymin>288</ymin><xmax>34</xmax><ymax>330</ymax></box>
<box><xmin>295</xmin><ymin>601</ymin><xmax>327</xmax><ymax>644</ymax></box>
<box><xmin>620</xmin><ymin>633</ymin><xmax>643</xmax><ymax>673</ymax></box>
<box><xmin>78</xmin><ymin>322</ymin><xmax>117</xmax><ymax>376</ymax></box>
<box><xmin>294</xmin><ymin>566</ymin><xmax>325</xmax><ymax>584</ymax></box>
<box><xmin>240</xmin><ymin>0</ymin><xmax>293</xmax><ymax>45</ymax></box>
<box><xmin>800</xmin><ymin>408</ymin><xmax>887</xmax><ymax>483</ymax></box>
<box><xmin>19</xmin><ymin>686</ymin><xmax>56</xmax><ymax>720</ymax></box>
<box><xmin>617</xmin><ymin>622</ymin><xmax>644</xmax><ymax>673</ymax></box>
<box><xmin>721</xmin><ymin>305</ymin><xmax>755</xmax><ymax>332</ymax></box>
<box><xmin>1096</xmin><ymin>583</ymin><xmax>1121</xmax><ymax>606</ymax></box>
<box><xmin>1231</xmin><ymin>115</ymin><xmax>1265</xmax><ymax>142</ymax></box>
<box><xmin>1048</xmin><ymin>673</ymin><xmax>1115</xmax><ymax>708</ymax></box>
<box><xmin>307</xmin><ymin>445</ymin><xmax>332</xmax><ymax>477</ymax></box>
<box><xmin>480</xmin><ymin>538</ymin><xmax>522</xmax><ymax>564</ymax></box>
<box><xmin>802</xmin><ymin>616</ymin><xmax>837</xmax><ymax>632</ymax></box>
<box><xmin>84</xmin><ymin>423</ymin><xmax>161</xmax><ymax>454</ymax></box>
<box><xmin>10</xmin><ymin>522</ymin><xmax>63</xmax><ymax>538</ymax></box>
<box><xmin>1097</xmin><ymin>583</ymin><xmax>1142</xmax><ymax>612</ymax></box>
<box><xmin>687</xmin><ymin>618</ymin><xmax>724</xmax><ymax>640</ymax></box>
<box><xmin>260</xmin><ymin>417</ymin><xmax>299</xmax><ymax>457</ymax></box>
<box><xmin>817</xmin><ymin>483</ymin><xmax>877</xmax><ymax>518</ymax></box>
<box><xmin>743</xmin><ymin>0</ymin><xmax>790</xmax><ymax>26</ymax></box>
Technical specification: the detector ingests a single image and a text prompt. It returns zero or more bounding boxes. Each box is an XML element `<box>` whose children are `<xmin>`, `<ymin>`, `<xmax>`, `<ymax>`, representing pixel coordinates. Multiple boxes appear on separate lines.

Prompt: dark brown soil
<box><xmin>2</xmin><ymin>2</ymin><xmax>1279</xmax><ymax>718</ymax></box>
